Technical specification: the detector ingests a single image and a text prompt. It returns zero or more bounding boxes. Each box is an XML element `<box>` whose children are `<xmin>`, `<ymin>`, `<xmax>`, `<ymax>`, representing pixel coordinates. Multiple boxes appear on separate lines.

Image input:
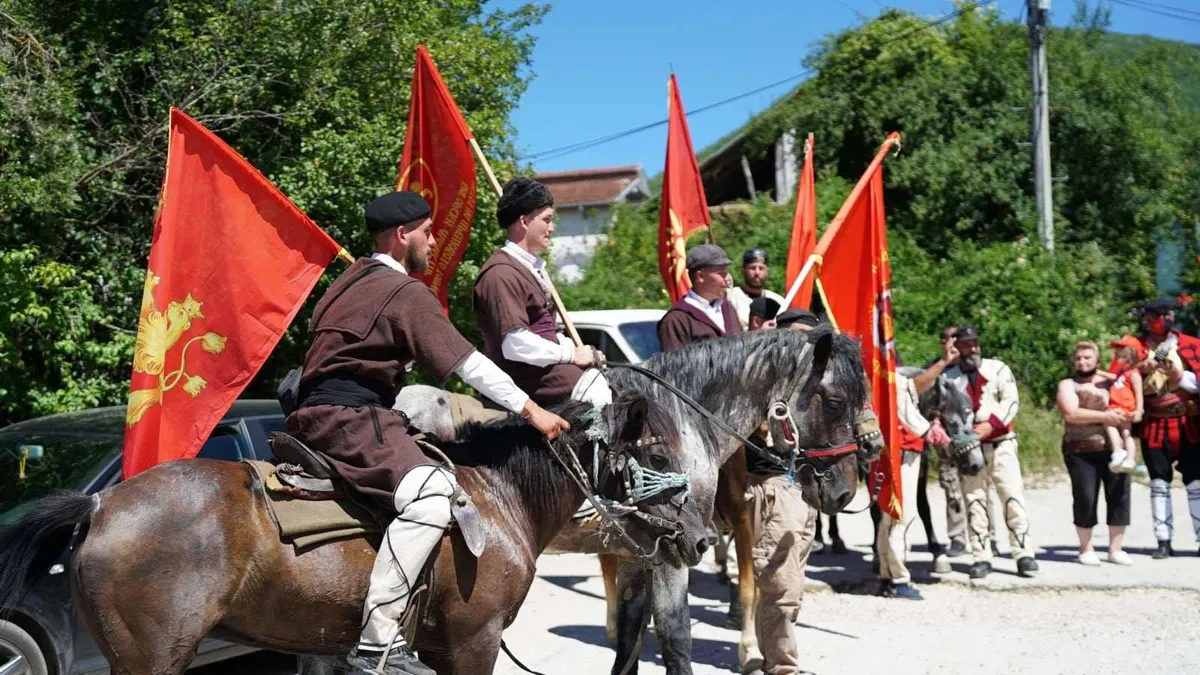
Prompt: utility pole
<box><xmin>1028</xmin><ymin>0</ymin><xmax>1054</xmax><ymax>252</ymax></box>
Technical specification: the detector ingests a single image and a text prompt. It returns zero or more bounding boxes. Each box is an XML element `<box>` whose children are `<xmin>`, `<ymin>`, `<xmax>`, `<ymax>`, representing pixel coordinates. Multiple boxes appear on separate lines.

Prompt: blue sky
<box><xmin>487</xmin><ymin>0</ymin><xmax>1196</xmax><ymax>176</ymax></box>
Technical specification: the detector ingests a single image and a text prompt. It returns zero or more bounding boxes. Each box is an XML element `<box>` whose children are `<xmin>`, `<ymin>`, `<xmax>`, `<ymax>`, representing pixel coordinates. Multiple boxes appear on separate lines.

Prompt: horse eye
<box><xmin>648</xmin><ymin>453</ymin><xmax>669</xmax><ymax>471</ymax></box>
<box><xmin>824</xmin><ymin>397</ymin><xmax>846</xmax><ymax>417</ymax></box>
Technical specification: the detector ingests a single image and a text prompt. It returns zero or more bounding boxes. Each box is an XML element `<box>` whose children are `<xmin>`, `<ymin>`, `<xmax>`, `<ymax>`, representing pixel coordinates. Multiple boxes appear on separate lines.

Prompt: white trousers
<box><xmin>876</xmin><ymin>450</ymin><xmax>921</xmax><ymax>584</ymax></box>
<box><xmin>960</xmin><ymin>438</ymin><xmax>1034</xmax><ymax>562</ymax></box>
<box><xmin>572</xmin><ymin>368</ymin><xmax>613</xmax><ymax>407</ymax></box>
<box><xmin>359</xmin><ymin>465</ymin><xmax>456</xmax><ymax>651</ymax></box>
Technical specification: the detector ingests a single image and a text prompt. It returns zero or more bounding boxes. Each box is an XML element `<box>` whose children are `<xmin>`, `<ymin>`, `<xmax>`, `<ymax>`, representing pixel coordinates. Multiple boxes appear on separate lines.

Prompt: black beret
<box><xmin>1144</xmin><ymin>297</ymin><xmax>1177</xmax><ymax>314</ymax></box>
<box><xmin>365</xmin><ymin>191</ymin><xmax>431</xmax><ymax>234</ymax></box>
<box><xmin>777</xmin><ymin>308</ymin><xmax>820</xmax><ymax>328</ymax></box>
<box><xmin>685</xmin><ymin>244</ymin><xmax>732</xmax><ymax>272</ymax></box>
<box><xmin>743</xmin><ymin>248</ymin><xmax>769</xmax><ymax>266</ymax></box>
<box><xmin>497</xmin><ymin>177</ymin><xmax>554</xmax><ymax>228</ymax></box>
<box><xmin>750</xmin><ymin>296</ymin><xmax>781</xmax><ymax>320</ymax></box>
<box><xmin>954</xmin><ymin>326</ymin><xmax>979</xmax><ymax>342</ymax></box>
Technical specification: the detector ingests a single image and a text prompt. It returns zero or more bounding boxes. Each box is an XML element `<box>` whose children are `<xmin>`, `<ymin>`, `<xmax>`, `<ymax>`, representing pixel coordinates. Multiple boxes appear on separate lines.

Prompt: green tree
<box><xmin>0</xmin><ymin>0</ymin><xmax>546</xmax><ymax>425</ymax></box>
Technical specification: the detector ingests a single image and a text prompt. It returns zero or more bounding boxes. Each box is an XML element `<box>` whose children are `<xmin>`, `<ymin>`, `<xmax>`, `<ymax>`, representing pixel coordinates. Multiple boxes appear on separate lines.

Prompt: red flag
<box><xmin>123</xmin><ymin>109</ymin><xmax>343</xmax><ymax>478</ymax></box>
<box><xmin>784</xmin><ymin>133</ymin><xmax>817</xmax><ymax>309</ymax></box>
<box><xmin>658</xmin><ymin>74</ymin><xmax>711</xmax><ymax>302</ymax></box>
<box><xmin>397</xmin><ymin>45</ymin><xmax>479</xmax><ymax>309</ymax></box>
<box><xmin>813</xmin><ymin>133</ymin><xmax>902</xmax><ymax>518</ymax></box>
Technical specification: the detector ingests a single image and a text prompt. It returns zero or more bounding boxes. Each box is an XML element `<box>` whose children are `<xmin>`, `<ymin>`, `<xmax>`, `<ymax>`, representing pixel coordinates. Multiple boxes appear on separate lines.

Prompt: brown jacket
<box><xmin>287</xmin><ymin>258</ymin><xmax>474</xmax><ymax>506</ymax></box>
<box><xmin>657</xmin><ymin>295</ymin><xmax>741</xmax><ymax>353</ymax></box>
<box><xmin>473</xmin><ymin>250</ymin><xmax>582</xmax><ymax>404</ymax></box>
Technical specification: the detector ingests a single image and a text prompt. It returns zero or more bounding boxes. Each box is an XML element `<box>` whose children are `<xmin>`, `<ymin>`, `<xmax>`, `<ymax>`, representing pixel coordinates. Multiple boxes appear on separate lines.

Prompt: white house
<box><xmin>536</xmin><ymin>165</ymin><xmax>650</xmax><ymax>282</ymax></box>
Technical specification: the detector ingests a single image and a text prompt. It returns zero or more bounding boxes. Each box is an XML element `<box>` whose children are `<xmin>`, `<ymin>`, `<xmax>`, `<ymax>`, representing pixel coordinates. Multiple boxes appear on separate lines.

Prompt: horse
<box><xmin>399</xmin><ymin>325</ymin><xmax>867</xmax><ymax>675</ymax></box>
<box><xmin>901</xmin><ymin>366</ymin><xmax>985</xmax><ymax>478</ymax></box>
<box><xmin>0</xmin><ymin>393</ymin><xmax>707</xmax><ymax>675</ymax></box>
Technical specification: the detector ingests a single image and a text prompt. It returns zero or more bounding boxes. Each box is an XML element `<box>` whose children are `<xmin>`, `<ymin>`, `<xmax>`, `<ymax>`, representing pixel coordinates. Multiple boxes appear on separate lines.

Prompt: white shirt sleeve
<box><xmin>501</xmin><ymin>327</ymin><xmax>573</xmax><ymax>367</ymax></box>
<box><xmin>896</xmin><ymin>376</ymin><xmax>931</xmax><ymax>437</ymax></box>
<box><xmin>1179</xmin><ymin>371</ymin><xmax>1199</xmax><ymax>394</ymax></box>
<box><xmin>454</xmin><ymin>350</ymin><xmax>529</xmax><ymax>413</ymax></box>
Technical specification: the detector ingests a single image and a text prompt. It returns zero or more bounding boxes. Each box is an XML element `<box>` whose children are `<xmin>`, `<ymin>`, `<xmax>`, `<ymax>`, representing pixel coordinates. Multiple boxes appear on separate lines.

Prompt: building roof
<box><xmin>535</xmin><ymin>165</ymin><xmax>650</xmax><ymax>208</ymax></box>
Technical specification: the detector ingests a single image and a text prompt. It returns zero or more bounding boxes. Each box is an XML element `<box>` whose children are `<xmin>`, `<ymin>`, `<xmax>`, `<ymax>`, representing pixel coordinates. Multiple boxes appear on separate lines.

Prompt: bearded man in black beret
<box><xmin>473</xmin><ymin>177</ymin><xmax>612</xmax><ymax>407</ymax></box>
<box><xmin>288</xmin><ymin>190</ymin><xmax>569</xmax><ymax>675</ymax></box>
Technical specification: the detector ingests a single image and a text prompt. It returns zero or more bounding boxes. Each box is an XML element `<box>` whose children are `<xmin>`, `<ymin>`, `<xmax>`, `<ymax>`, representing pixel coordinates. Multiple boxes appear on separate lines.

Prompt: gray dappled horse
<box><xmin>898</xmin><ymin>366</ymin><xmax>985</xmax><ymax>477</ymax></box>
<box><xmin>394</xmin><ymin>326</ymin><xmax>868</xmax><ymax>675</ymax></box>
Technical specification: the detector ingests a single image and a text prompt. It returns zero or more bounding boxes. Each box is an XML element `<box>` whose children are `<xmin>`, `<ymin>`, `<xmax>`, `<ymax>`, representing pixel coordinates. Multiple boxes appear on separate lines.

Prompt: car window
<box><xmin>577</xmin><ymin>327</ymin><xmax>630</xmax><ymax>365</ymax></box>
<box><xmin>618</xmin><ymin>321</ymin><xmax>662</xmax><ymax>362</ymax></box>
<box><xmin>0</xmin><ymin>434</ymin><xmax>120</xmax><ymax>524</ymax></box>
<box><xmin>196</xmin><ymin>426</ymin><xmax>246</xmax><ymax>462</ymax></box>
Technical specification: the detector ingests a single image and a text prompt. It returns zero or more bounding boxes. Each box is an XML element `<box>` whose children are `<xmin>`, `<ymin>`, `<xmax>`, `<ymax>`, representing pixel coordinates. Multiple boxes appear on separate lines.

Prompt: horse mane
<box><xmin>607</xmin><ymin>326</ymin><xmax>867</xmax><ymax>454</ymax></box>
<box><xmin>439</xmin><ymin>396</ymin><xmax>678</xmax><ymax>518</ymax></box>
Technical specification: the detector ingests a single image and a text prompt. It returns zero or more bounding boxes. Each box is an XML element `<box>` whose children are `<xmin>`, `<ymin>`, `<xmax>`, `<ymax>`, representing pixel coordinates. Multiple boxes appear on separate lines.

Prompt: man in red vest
<box><xmin>1125</xmin><ymin>297</ymin><xmax>1200</xmax><ymax>558</ymax></box>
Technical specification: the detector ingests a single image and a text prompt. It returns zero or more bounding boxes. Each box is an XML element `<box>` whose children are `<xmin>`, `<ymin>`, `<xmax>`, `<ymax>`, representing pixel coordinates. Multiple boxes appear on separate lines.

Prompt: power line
<box><xmin>518</xmin><ymin>0</ymin><xmax>995</xmax><ymax>163</ymax></box>
<box><xmin>1110</xmin><ymin>0</ymin><xmax>1200</xmax><ymax>23</ymax></box>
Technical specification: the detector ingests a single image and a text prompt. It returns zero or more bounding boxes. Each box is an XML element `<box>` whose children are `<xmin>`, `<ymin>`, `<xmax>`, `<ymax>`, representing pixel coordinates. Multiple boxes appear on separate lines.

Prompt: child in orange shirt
<box><xmin>1105</xmin><ymin>343</ymin><xmax>1144</xmax><ymax>473</ymax></box>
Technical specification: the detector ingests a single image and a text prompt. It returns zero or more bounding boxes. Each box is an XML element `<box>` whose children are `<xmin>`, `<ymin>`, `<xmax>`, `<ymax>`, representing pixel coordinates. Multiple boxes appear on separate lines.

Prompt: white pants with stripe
<box><xmin>359</xmin><ymin>465</ymin><xmax>456</xmax><ymax>652</ymax></box>
<box><xmin>876</xmin><ymin>450</ymin><xmax>922</xmax><ymax>584</ymax></box>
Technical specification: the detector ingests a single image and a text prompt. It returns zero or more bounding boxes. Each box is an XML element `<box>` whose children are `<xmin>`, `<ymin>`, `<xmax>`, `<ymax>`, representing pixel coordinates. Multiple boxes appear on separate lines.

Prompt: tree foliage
<box><xmin>561</xmin><ymin>4</ymin><xmax>1196</xmax><ymax>405</ymax></box>
<box><xmin>0</xmin><ymin>0</ymin><xmax>545</xmax><ymax>425</ymax></box>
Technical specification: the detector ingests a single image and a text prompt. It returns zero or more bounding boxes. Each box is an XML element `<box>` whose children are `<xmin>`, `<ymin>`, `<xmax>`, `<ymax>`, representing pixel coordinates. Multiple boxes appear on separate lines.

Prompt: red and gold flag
<box><xmin>122</xmin><ymin>108</ymin><xmax>344</xmax><ymax>478</ymax></box>
<box><xmin>397</xmin><ymin>45</ymin><xmax>479</xmax><ymax>309</ymax></box>
<box><xmin>658</xmin><ymin>74</ymin><xmax>711</xmax><ymax>302</ymax></box>
<box><xmin>783</xmin><ymin>133</ymin><xmax>817</xmax><ymax>309</ymax></box>
<box><xmin>812</xmin><ymin>133</ymin><xmax>903</xmax><ymax>518</ymax></box>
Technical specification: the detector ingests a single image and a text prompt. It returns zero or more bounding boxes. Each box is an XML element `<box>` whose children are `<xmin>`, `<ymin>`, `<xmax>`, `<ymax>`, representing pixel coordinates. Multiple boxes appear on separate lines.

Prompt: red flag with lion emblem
<box><xmin>658</xmin><ymin>74</ymin><xmax>711</xmax><ymax>302</ymax></box>
<box><xmin>397</xmin><ymin>45</ymin><xmax>479</xmax><ymax>309</ymax></box>
<box><xmin>812</xmin><ymin>133</ymin><xmax>902</xmax><ymax>518</ymax></box>
<box><xmin>122</xmin><ymin>108</ymin><xmax>344</xmax><ymax>478</ymax></box>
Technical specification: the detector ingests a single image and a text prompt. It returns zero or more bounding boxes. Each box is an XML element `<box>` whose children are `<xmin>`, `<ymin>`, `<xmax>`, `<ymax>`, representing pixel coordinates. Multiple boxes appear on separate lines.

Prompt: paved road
<box><xmin>200</xmin><ymin>481</ymin><xmax>1200</xmax><ymax>675</ymax></box>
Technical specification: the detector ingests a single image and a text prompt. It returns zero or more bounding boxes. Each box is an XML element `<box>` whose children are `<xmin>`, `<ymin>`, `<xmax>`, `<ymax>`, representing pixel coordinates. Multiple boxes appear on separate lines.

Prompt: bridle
<box><xmin>541</xmin><ymin>406</ymin><xmax>691</xmax><ymax>563</ymax></box>
<box><xmin>608</xmin><ymin>363</ymin><xmax>859</xmax><ymax>481</ymax></box>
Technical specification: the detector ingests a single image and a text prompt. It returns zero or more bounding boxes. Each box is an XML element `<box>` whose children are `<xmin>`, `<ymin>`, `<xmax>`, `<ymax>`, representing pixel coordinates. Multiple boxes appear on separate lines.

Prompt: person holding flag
<box><xmin>942</xmin><ymin>326</ymin><xmax>1037</xmax><ymax>579</ymax></box>
<box><xmin>473</xmin><ymin>177</ymin><xmax>612</xmax><ymax>407</ymax></box>
<box><xmin>287</xmin><ymin>191</ymin><xmax>570</xmax><ymax>675</ymax></box>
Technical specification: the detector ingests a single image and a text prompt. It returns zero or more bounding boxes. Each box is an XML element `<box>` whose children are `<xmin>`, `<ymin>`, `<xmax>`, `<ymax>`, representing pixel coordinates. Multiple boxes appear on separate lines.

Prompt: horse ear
<box><xmin>809</xmin><ymin>329</ymin><xmax>834</xmax><ymax>375</ymax></box>
<box><xmin>620</xmin><ymin>397</ymin><xmax>650</xmax><ymax>442</ymax></box>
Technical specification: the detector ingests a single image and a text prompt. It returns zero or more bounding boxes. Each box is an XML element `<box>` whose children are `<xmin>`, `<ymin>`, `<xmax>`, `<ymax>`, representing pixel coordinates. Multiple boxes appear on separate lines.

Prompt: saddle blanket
<box><xmin>243</xmin><ymin>460</ymin><xmax>379</xmax><ymax>551</ymax></box>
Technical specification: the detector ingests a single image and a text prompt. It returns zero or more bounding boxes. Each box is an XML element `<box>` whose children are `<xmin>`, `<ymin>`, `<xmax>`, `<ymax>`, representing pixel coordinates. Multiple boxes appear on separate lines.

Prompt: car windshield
<box><xmin>0</xmin><ymin>433</ymin><xmax>119</xmax><ymax>525</ymax></box>
<box><xmin>618</xmin><ymin>321</ymin><xmax>662</xmax><ymax>362</ymax></box>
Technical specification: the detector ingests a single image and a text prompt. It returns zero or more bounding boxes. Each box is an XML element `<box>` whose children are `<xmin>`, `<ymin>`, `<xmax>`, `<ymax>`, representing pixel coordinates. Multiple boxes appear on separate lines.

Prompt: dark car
<box><xmin>0</xmin><ymin>400</ymin><xmax>288</xmax><ymax>675</ymax></box>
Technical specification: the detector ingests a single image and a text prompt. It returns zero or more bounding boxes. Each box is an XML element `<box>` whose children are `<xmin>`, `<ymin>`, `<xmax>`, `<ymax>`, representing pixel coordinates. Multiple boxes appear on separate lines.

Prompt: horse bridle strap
<box><xmin>608</xmin><ymin>363</ymin><xmax>787</xmax><ymax>469</ymax></box>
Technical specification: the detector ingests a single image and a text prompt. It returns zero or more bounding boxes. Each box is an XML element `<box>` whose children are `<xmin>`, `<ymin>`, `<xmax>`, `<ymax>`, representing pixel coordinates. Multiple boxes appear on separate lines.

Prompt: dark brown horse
<box><xmin>0</xmin><ymin>395</ymin><xmax>706</xmax><ymax>675</ymax></box>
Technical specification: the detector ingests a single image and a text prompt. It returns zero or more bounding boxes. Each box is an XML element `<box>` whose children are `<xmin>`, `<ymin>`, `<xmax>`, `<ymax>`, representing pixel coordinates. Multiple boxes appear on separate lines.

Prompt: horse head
<box><xmin>573</xmin><ymin>393</ymin><xmax>708</xmax><ymax>568</ymax></box>
<box><xmin>921</xmin><ymin>373</ymin><xmax>984</xmax><ymax>476</ymax></box>
<box><xmin>766</xmin><ymin>326</ymin><xmax>868</xmax><ymax>514</ymax></box>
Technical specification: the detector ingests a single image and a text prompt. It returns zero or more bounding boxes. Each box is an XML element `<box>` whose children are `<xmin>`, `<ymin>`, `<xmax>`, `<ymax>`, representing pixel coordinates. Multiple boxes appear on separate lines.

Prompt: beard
<box><xmin>1074</xmin><ymin>367</ymin><xmax>1097</xmax><ymax>379</ymax></box>
<box><xmin>745</xmin><ymin>277</ymin><xmax>765</xmax><ymax>292</ymax></box>
<box><xmin>960</xmin><ymin>354</ymin><xmax>983</xmax><ymax>372</ymax></box>
<box><xmin>405</xmin><ymin>246</ymin><xmax>430</xmax><ymax>274</ymax></box>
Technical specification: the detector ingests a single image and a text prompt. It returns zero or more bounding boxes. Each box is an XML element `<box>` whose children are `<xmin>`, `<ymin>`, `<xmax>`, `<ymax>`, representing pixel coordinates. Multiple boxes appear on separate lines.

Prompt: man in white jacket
<box><xmin>943</xmin><ymin>326</ymin><xmax>1038</xmax><ymax>579</ymax></box>
<box><xmin>877</xmin><ymin>372</ymin><xmax>951</xmax><ymax>599</ymax></box>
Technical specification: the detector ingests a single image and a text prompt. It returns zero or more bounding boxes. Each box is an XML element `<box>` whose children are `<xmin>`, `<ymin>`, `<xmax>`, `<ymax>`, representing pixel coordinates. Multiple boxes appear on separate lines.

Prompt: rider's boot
<box><xmin>967</xmin><ymin>561</ymin><xmax>992</xmax><ymax>579</ymax></box>
<box><xmin>351</xmin><ymin>466</ymin><xmax>455</xmax><ymax>675</ymax></box>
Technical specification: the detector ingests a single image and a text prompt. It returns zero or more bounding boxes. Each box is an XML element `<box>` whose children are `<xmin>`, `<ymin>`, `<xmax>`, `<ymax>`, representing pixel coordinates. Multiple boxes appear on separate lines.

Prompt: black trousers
<box><xmin>1144</xmin><ymin>442</ymin><xmax>1200</xmax><ymax>484</ymax></box>
<box><xmin>1064</xmin><ymin>451</ymin><xmax>1131</xmax><ymax>528</ymax></box>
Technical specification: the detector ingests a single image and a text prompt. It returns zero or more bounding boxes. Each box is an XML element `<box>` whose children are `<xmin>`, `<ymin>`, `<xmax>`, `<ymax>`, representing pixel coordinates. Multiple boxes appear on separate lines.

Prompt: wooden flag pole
<box><xmin>468</xmin><ymin>138</ymin><xmax>584</xmax><ymax>348</ymax></box>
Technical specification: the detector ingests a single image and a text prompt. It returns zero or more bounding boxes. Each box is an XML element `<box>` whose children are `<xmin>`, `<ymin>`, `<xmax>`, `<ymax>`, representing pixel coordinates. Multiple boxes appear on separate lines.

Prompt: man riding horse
<box><xmin>287</xmin><ymin>191</ymin><xmax>570</xmax><ymax>675</ymax></box>
<box><xmin>473</xmin><ymin>177</ymin><xmax>612</xmax><ymax>407</ymax></box>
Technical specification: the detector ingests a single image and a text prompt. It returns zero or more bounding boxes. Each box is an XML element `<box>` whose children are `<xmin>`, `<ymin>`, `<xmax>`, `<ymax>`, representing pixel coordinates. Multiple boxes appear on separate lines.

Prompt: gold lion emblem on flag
<box><xmin>126</xmin><ymin>271</ymin><xmax>226</xmax><ymax>426</ymax></box>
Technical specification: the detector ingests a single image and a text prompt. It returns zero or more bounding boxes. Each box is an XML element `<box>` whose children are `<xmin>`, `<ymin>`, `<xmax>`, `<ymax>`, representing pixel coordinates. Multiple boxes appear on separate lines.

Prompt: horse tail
<box><xmin>0</xmin><ymin>490</ymin><xmax>94</xmax><ymax>613</ymax></box>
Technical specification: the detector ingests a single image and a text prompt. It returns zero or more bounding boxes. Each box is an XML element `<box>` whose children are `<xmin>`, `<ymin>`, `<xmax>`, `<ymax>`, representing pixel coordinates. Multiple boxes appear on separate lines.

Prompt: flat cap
<box><xmin>1144</xmin><ymin>297</ymin><xmax>1177</xmax><ymax>314</ymax></box>
<box><xmin>743</xmin><ymin>248</ymin><xmax>769</xmax><ymax>266</ymax></box>
<box><xmin>497</xmin><ymin>177</ymin><xmax>554</xmax><ymax>228</ymax></box>
<box><xmin>685</xmin><ymin>244</ymin><xmax>732</xmax><ymax>272</ymax></box>
<box><xmin>365</xmin><ymin>191</ymin><xmax>431</xmax><ymax>234</ymax></box>
<box><xmin>954</xmin><ymin>326</ymin><xmax>979</xmax><ymax>342</ymax></box>
<box><xmin>750</xmin><ymin>296</ymin><xmax>781</xmax><ymax>320</ymax></box>
<box><xmin>776</xmin><ymin>308</ymin><xmax>820</xmax><ymax>328</ymax></box>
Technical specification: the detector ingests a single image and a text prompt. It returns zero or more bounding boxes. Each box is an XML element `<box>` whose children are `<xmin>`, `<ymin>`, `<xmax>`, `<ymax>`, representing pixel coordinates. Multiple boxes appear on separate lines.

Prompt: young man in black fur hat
<box><xmin>473</xmin><ymin>177</ymin><xmax>612</xmax><ymax>407</ymax></box>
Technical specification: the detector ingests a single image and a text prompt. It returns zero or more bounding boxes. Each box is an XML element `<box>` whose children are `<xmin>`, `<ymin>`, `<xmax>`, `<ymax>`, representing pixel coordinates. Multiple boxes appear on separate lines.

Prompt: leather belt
<box><xmin>1061</xmin><ymin>437</ymin><xmax>1107</xmax><ymax>454</ymax></box>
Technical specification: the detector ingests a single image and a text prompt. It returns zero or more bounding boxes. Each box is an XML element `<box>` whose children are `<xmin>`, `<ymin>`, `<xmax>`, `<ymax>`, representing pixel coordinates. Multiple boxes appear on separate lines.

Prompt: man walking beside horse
<box><xmin>287</xmin><ymin>191</ymin><xmax>570</xmax><ymax>675</ymax></box>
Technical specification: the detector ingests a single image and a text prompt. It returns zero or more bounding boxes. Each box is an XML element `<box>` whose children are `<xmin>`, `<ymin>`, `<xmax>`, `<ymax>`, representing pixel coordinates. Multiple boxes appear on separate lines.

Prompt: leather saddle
<box><xmin>267</xmin><ymin>431</ymin><xmax>487</xmax><ymax>557</ymax></box>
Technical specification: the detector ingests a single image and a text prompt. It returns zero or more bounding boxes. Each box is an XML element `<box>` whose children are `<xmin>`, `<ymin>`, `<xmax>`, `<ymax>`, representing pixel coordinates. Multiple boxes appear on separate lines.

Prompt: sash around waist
<box><xmin>301</xmin><ymin>376</ymin><xmax>395</xmax><ymax>409</ymax></box>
